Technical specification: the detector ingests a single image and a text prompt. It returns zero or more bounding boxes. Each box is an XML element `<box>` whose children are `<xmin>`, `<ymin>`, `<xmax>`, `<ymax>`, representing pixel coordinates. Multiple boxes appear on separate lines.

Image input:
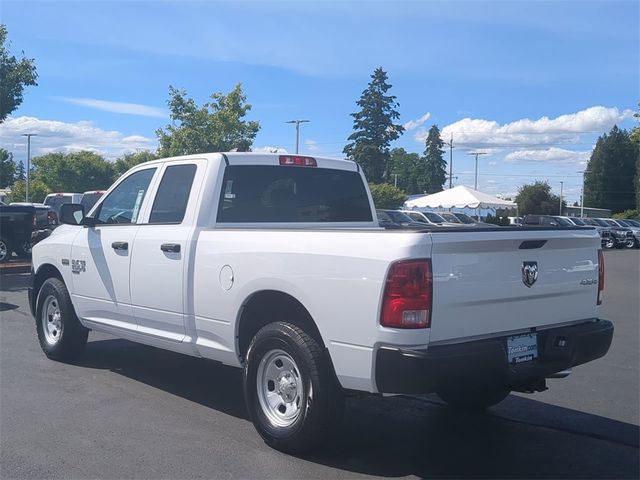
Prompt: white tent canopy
<box><xmin>404</xmin><ymin>185</ymin><xmax>517</xmax><ymax>209</ymax></box>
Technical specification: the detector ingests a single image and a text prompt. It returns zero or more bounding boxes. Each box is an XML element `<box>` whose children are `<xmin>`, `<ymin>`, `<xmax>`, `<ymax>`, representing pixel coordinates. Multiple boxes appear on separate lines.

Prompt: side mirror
<box><xmin>59</xmin><ymin>203</ymin><xmax>86</xmax><ymax>226</ymax></box>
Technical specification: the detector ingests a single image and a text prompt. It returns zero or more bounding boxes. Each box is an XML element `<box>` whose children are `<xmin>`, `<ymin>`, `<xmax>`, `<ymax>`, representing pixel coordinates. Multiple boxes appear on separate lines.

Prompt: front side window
<box><xmin>217</xmin><ymin>165</ymin><xmax>372</xmax><ymax>223</ymax></box>
<box><xmin>424</xmin><ymin>212</ymin><xmax>446</xmax><ymax>223</ymax></box>
<box><xmin>149</xmin><ymin>164</ymin><xmax>197</xmax><ymax>224</ymax></box>
<box><xmin>94</xmin><ymin>168</ymin><xmax>156</xmax><ymax>224</ymax></box>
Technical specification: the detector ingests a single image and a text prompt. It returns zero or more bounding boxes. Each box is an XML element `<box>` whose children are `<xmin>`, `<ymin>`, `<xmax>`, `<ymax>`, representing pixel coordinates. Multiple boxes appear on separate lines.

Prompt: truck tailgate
<box><xmin>429</xmin><ymin>228</ymin><xmax>601</xmax><ymax>343</ymax></box>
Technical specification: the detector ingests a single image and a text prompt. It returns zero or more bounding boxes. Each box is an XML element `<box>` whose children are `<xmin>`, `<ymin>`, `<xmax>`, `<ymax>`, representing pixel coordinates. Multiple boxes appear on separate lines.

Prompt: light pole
<box><xmin>443</xmin><ymin>133</ymin><xmax>454</xmax><ymax>188</ymax></box>
<box><xmin>559</xmin><ymin>181</ymin><xmax>564</xmax><ymax>215</ymax></box>
<box><xmin>22</xmin><ymin>133</ymin><xmax>37</xmax><ymax>202</ymax></box>
<box><xmin>578</xmin><ymin>170</ymin><xmax>591</xmax><ymax>218</ymax></box>
<box><xmin>285</xmin><ymin>119</ymin><xmax>310</xmax><ymax>154</ymax></box>
<box><xmin>467</xmin><ymin>151</ymin><xmax>487</xmax><ymax>190</ymax></box>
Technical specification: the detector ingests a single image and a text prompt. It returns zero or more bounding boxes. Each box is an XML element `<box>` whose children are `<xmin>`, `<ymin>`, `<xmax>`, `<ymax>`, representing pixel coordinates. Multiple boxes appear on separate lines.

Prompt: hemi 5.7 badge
<box><xmin>71</xmin><ymin>259</ymin><xmax>86</xmax><ymax>274</ymax></box>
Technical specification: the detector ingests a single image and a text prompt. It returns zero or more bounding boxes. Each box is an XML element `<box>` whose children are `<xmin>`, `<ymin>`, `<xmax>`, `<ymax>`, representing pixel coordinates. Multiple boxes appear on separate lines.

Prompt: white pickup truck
<box><xmin>29</xmin><ymin>153</ymin><xmax>613</xmax><ymax>452</ymax></box>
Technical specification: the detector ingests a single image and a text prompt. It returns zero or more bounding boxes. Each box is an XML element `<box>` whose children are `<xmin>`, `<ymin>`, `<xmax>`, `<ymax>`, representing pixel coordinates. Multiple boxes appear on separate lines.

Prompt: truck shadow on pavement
<box><xmin>76</xmin><ymin>337</ymin><xmax>640</xmax><ymax>479</ymax></box>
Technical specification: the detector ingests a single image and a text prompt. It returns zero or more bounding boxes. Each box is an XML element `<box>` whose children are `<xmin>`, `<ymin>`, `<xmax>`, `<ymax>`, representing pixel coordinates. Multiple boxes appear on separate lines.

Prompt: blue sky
<box><xmin>1</xmin><ymin>0</ymin><xmax>638</xmax><ymax>201</ymax></box>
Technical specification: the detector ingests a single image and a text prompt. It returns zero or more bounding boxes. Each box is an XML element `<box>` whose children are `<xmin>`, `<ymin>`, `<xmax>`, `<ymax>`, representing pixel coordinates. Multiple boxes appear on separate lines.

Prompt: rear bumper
<box><xmin>375</xmin><ymin>319</ymin><xmax>613</xmax><ymax>394</ymax></box>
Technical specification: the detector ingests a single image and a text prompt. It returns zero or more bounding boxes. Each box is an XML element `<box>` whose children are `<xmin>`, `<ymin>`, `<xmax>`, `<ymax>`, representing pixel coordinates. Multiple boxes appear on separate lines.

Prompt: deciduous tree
<box><xmin>8</xmin><ymin>179</ymin><xmax>49</xmax><ymax>203</ymax></box>
<box><xmin>32</xmin><ymin>151</ymin><xmax>114</xmax><ymax>193</ymax></box>
<box><xmin>0</xmin><ymin>148</ymin><xmax>17</xmax><ymax>188</ymax></box>
<box><xmin>0</xmin><ymin>25</ymin><xmax>38</xmax><ymax>122</ymax></box>
<box><xmin>368</xmin><ymin>182</ymin><xmax>407</xmax><ymax>209</ymax></box>
<box><xmin>343</xmin><ymin>68</ymin><xmax>404</xmax><ymax>183</ymax></box>
<box><xmin>156</xmin><ymin>84</ymin><xmax>260</xmax><ymax>157</ymax></box>
<box><xmin>515</xmin><ymin>180</ymin><xmax>564</xmax><ymax>215</ymax></box>
<box><xmin>584</xmin><ymin>125</ymin><xmax>638</xmax><ymax>213</ymax></box>
<box><xmin>113</xmin><ymin>150</ymin><xmax>158</xmax><ymax>177</ymax></box>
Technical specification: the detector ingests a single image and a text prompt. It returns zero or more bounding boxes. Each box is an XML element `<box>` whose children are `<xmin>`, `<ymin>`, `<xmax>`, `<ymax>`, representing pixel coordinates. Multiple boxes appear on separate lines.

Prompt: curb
<box><xmin>0</xmin><ymin>262</ymin><xmax>32</xmax><ymax>275</ymax></box>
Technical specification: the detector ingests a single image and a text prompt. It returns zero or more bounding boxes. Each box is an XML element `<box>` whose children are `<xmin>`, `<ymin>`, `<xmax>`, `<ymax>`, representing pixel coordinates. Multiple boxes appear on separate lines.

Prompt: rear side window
<box><xmin>149</xmin><ymin>164</ymin><xmax>197</xmax><ymax>224</ymax></box>
<box><xmin>217</xmin><ymin>165</ymin><xmax>372</xmax><ymax>223</ymax></box>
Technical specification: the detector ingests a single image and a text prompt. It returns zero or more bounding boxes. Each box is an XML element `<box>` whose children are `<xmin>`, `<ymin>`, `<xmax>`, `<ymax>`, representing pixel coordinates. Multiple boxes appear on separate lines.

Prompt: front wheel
<box><xmin>437</xmin><ymin>385</ymin><xmax>510</xmax><ymax>411</ymax></box>
<box><xmin>602</xmin><ymin>236</ymin><xmax>615</xmax><ymax>249</ymax></box>
<box><xmin>35</xmin><ymin>278</ymin><xmax>88</xmax><ymax>361</ymax></box>
<box><xmin>243</xmin><ymin>322</ymin><xmax>343</xmax><ymax>453</ymax></box>
<box><xmin>624</xmin><ymin>237</ymin><xmax>636</xmax><ymax>249</ymax></box>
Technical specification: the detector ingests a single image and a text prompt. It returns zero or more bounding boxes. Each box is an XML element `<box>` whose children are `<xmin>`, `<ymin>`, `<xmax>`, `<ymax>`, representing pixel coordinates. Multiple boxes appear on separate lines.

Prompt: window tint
<box><xmin>94</xmin><ymin>168</ymin><xmax>155</xmax><ymax>224</ymax></box>
<box><xmin>217</xmin><ymin>165</ymin><xmax>372</xmax><ymax>223</ymax></box>
<box><xmin>80</xmin><ymin>192</ymin><xmax>104</xmax><ymax>212</ymax></box>
<box><xmin>149</xmin><ymin>164</ymin><xmax>197</xmax><ymax>224</ymax></box>
<box><xmin>424</xmin><ymin>212</ymin><xmax>445</xmax><ymax>223</ymax></box>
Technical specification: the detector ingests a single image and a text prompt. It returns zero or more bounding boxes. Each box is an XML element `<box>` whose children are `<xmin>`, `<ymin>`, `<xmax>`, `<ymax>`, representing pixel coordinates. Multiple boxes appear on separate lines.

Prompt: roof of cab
<box><xmin>132</xmin><ymin>152</ymin><xmax>359</xmax><ymax>172</ymax></box>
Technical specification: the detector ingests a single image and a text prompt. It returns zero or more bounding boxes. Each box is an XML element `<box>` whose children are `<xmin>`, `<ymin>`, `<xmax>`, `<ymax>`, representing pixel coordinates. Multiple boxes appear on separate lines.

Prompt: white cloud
<box><xmin>0</xmin><ymin>116</ymin><xmax>156</xmax><ymax>160</ymax></box>
<box><xmin>505</xmin><ymin>147</ymin><xmax>591</xmax><ymax>165</ymax></box>
<box><xmin>419</xmin><ymin>106</ymin><xmax>633</xmax><ymax>146</ymax></box>
<box><xmin>403</xmin><ymin>112</ymin><xmax>431</xmax><ymax>131</ymax></box>
<box><xmin>59</xmin><ymin>97</ymin><xmax>166</xmax><ymax>118</ymax></box>
<box><xmin>304</xmin><ymin>139</ymin><xmax>319</xmax><ymax>152</ymax></box>
<box><xmin>252</xmin><ymin>145</ymin><xmax>288</xmax><ymax>154</ymax></box>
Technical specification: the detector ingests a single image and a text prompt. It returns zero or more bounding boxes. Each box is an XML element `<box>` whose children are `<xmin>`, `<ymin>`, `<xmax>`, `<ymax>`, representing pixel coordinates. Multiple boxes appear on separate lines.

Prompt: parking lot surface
<box><xmin>1</xmin><ymin>250</ymin><xmax>638</xmax><ymax>479</ymax></box>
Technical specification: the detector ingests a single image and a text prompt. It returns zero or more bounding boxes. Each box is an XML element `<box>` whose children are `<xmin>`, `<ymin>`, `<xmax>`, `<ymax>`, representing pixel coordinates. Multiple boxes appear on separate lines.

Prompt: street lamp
<box><xmin>578</xmin><ymin>170</ymin><xmax>591</xmax><ymax>218</ymax></box>
<box><xmin>22</xmin><ymin>133</ymin><xmax>38</xmax><ymax>202</ymax></box>
<box><xmin>467</xmin><ymin>151</ymin><xmax>487</xmax><ymax>190</ymax></box>
<box><xmin>285</xmin><ymin>119</ymin><xmax>310</xmax><ymax>154</ymax></box>
<box><xmin>559</xmin><ymin>181</ymin><xmax>564</xmax><ymax>215</ymax></box>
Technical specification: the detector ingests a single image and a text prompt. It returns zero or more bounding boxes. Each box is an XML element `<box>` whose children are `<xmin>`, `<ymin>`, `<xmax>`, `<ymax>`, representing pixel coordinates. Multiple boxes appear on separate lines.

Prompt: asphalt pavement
<box><xmin>1</xmin><ymin>250</ymin><xmax>638</xmax><ymax>479</ymax></box>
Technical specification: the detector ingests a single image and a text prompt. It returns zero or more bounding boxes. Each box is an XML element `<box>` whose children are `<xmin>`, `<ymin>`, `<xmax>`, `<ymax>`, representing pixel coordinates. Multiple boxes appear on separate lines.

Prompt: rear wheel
<box><xmin>15</xmin><ymin>240</ymin><xmax>32</xmax><ymax>259</ymax></box>
<box><xmin>35</xmin><ymin>278</ymin><xmax>88</xmax><ymax>361</ymax></box>
<box><xmin>624</xmin><ymin>237</ymin><xmax>636</xmax><ymax>249</ymax></box>
<box><xmin>437</xmin><ymin>385</ymin><xmax>510</xmax><ymax>411</ymax></box>
<box><xmin>0</xmin><ymin>237</ymin><xmax>10</xmax><ymax>263</ymax></box>
<box><xmin>243</xmin><ymin>321</ymin><xmax>343</xmax><ymax>453</ymax></box>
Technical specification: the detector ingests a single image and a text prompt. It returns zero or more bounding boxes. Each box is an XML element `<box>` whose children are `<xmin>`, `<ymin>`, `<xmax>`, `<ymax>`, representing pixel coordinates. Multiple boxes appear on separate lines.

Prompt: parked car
<box><xmin>596</xmin><ymin>218</ymin><xmax>636</xmax><ymax>249</ymax></box>
<box><xmin>30</xmin><ymin>152</ymin><xmax>613</xmax><ymax>453</ymax></box>
<box><xmin>0</xmin><ymin>203</ymin><xmax>35</xmax><ymax>262</ymax></box>
<box><xmin>400</xmin><ymin>210</ymin><xmax>460</xmax><ymax>227</ymax></box>
<box><xmin>80</xmin><ymin>190</ymin><xmax>106</xmax><ymax>213</ymax></box>
<box><xmin>43</xmin><ymin>193</ymin><xmax>83</xmax><ymax>216</ymax></box>
<box><xmin>607</xmin><ymin>219</ymin><xmax>640</xmax><ymax>248</ymax></box>
<box><xmin>508</xmin><ymin>216</ymin><xmax>523</xmax><ymax>226</ymax></box>
<box><xmin>9</xmin><ymin>202</ymin><xmax>58</xmax><ymax>255</ymax></box>
<box><xmin>445</xmin><ymin>212</ymin><xmax>501</xmax><ymax>228</ymax></box>
<box><xmin>376</xmin><ymin>209</ymin><xmax>426</xmax><ymax>229</ymax></box>
<box><xmin>580</xmin><ymin>218</ymin><xmax>616</xmax><ymax>249</ymax></box>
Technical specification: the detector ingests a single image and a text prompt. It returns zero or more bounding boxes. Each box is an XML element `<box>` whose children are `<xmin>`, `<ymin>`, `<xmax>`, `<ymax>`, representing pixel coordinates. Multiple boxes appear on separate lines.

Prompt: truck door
<box><xmin>70</xmin><ymin>167</ymin><xmax>158</xmax><ymax>329</ymax></box>
<box><xmin>129</xmin><ymin>160</ymin><xmax>203</xmax><ymax>342</ymax></box>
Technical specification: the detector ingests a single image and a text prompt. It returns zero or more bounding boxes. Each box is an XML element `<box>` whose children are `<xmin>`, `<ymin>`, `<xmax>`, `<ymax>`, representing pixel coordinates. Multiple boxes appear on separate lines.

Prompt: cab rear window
<box><xmin>217</xmin><ymin>165</ymin><xmax>372</xmax><ymax>223</ymax></box>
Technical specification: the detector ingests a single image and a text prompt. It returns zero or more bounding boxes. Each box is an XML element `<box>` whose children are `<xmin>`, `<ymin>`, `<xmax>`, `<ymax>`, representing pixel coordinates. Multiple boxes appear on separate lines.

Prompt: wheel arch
<box><xmin>31</xmin><ymin>263</ymin><xmax>64</xmax><ymax>315</ymax></box>
<box><xmin>236</xmin><ymin>290</ymin><xmax>328</xmax><ymax>365</ymax></box>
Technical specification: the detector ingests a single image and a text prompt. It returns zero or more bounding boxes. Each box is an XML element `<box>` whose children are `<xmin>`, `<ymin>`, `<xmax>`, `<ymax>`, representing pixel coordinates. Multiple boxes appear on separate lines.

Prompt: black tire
<box><xmin>623</xmin><ymin>237</ymin><xmax>636</xmax><ymax>249</ymax></box>
<box><xmin>243</xmin><ymin>321</ymin><xmax>343</xmax><ymax>453</ymax></box>
<box><xmin>0</xmin><ymin>237</ymin><xmax>11</xmax><ymax>263</ymax></box>
<box><xmin>15</xmin><ymin>240</ymin><xmax>32</xmax><ymax>259</ymax></box>
<box><xmin>35</xmin><ymin>278</ymin><xmax>88</xmax><ymax>361</ymax></box>
<box><xmin>437</xmin><ymin>385</ymin><xmax>510</xmax><ymax>411</ymax></box>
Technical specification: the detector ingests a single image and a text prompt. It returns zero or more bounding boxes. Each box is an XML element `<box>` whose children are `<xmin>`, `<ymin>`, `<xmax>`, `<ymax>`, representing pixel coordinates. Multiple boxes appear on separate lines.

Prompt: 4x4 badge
<box><xmin>522</xmin><ymin>261</ymin><xmax>538</xmax><ymax>287</ymax></box>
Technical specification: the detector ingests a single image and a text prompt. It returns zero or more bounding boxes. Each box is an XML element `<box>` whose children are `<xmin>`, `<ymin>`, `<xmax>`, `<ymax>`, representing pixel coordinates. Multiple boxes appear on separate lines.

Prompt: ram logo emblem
<box><xmin>522</xmin><ymin>261</ymin><xmax>538</xmax><ymax>288</ymax></box>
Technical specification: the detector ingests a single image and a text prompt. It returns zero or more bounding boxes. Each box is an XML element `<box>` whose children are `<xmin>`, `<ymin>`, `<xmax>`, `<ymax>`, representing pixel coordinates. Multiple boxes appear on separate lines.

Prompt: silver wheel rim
<box><xmin>606</xmin><ymin>238</ymin><xmax>614</xmax><ymax>248</ymax></box>
<box><xmin>41</xmin><ymin>295</ymin><xmax>63</xmax><ymax>345</ymax></box>
<box><xmin>256</xmin><ymin>349</ymin><xmax>304</xmax><ymax>428</ymax></box>
<box><xmin>0</xmin><ymin>241</ymin><xmax>7</xmax><ymax>261</ymax></box>
<box><xmin>625</xmin><ymin>239</ymin><xmax>635</xmax><ymax>248</ymax></box>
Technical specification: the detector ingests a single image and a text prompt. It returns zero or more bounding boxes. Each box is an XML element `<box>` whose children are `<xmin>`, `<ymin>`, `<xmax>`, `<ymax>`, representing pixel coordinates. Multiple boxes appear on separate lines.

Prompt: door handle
<box><xmin>111</xmin><ymin>241</ymin><xmax>128</xmax><ymax>250</ymax></box>
<box><xmin>160</xmin><ymin>243</ymin><xmax>181</xmax><ymax>253</ymax></box>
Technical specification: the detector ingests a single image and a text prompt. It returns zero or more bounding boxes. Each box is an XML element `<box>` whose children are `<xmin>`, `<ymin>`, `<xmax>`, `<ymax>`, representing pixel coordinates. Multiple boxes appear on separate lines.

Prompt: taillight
<box><xmin>597</xmin><ymin>250</ymin><xmax>604</xmax><ymax>305</ymax></box>
<box><xmin>279</xmin><ymin>155</ymin><xmax>317</xmax><ymax>167</ymax></box>
<box><xmin>32</xmin><ymin>213</ymin><xmax>37</xmax><ymax>227</ymax></box>
<box><xmin>380</xmin><ymin>259</ymin><xmax>432</xmax><ymax>329</ymax></box>
<box><xmin>47</xmin><ymin>211</ymin><xmax>58</xmax><ymax>225</ymax></box>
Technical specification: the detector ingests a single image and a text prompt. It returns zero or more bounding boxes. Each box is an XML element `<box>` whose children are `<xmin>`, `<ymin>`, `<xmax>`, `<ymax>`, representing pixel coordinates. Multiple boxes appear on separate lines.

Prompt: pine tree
<box><xmin>421</xmin><ymin>125</ymin><xmax>447</xmax><ymax>194</ymax></box>
<box><xmin>584</xmin><ymin>125</ymin><xmax>638</xmax><ymax>213</ymax></box>
<box><xmin>343</xmin><ymin>67</ymin><xmax>404</xmax><ymax>183</ymax></box>
<box><xmin>15</xmin><ymin>158</ymin><xmax>25</xmax><ymax>180</ymax></box>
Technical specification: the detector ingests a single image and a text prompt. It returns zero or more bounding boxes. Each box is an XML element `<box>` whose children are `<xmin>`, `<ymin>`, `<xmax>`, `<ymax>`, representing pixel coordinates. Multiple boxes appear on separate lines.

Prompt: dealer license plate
<box><xmin>507</xmin><ymin>333</ymin><xmax>538</xmax><ymax>364</ymax></box>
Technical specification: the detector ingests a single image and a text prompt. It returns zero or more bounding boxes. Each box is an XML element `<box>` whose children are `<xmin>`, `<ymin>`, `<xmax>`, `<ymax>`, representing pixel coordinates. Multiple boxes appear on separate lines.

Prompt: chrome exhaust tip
<box><xmin>547</xmin><ymin>368</ymin><xmax>572</xmax><ymax>379</ymax></box>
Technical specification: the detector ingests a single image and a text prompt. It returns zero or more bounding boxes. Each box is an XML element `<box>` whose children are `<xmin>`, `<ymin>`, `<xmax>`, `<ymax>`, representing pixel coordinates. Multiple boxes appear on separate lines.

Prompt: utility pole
<box><xmin>285</xmin><ymin>119</ymin><xmax>310</xmax><ymax>154</ymax></box>
<box><xmin>22</xmin><ymin>133</ymin><xmax>37</xmax><ymax>202</ymax></box>
<box><xmin>443</xmin><ymin>133</ymin><xmax>454</xmax><ymax>188</ymax></box>
<box><xmin>393</xmin><ymin>173</ymin><xmax>399</xmax><ymax>188</ymax></box>
<box><xmin>559</xmin><ymin>181</ymin><xmax>564</xmax><ymax>215</ymax></box>
<box><xmin>467</xmin><ymin>151</ymin><xmax>487</xmax><ymax>190</ymax></box>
